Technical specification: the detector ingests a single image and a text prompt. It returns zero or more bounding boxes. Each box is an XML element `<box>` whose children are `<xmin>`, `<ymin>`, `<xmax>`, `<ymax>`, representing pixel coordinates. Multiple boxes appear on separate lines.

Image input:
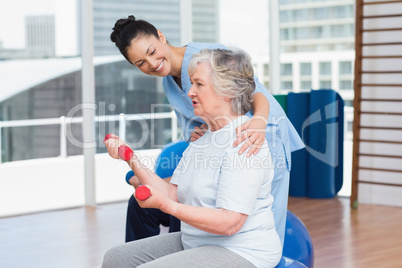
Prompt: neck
<box><xmin>208</xmin><ymin>113</ymin><xmax>242</xmax><ymax>132</ymax></box>
<box><xmin>169</xmin><ymin>45</ymin><xmax>186</xmax><ymax>77</ymax></box>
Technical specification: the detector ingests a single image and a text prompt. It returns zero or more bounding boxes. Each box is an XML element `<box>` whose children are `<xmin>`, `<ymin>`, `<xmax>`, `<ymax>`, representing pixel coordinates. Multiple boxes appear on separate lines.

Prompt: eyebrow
<box><xmin>192</xmin><ymin>77</ymin><xmax>204</xmax><ymax>83</ymax></box>
<box><xmin>134</xmin><ymin>44</ymin><xmax>153</xmax><ymax>64</ymax></box>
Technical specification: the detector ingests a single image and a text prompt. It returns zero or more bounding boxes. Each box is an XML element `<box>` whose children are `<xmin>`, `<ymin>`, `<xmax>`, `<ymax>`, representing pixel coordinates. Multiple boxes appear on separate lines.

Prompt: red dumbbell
<box><xmin>104</xmin><ymin>134</ymin><xmax>134</xmax><ymax>161</ymax></box>
<box><xmin>135</xmin><ymin>185</ymin><xmax>151</xmax><ymax>201</ymax></box>
<box><xmin>103</xmin><ymin>133</ymin><xmax>113</xmax><ymax>143</ymax></box>
<box><xmin>118</xmin><ymin>145</ymin><xmax>134</xmax><ymax>161</ymax></box>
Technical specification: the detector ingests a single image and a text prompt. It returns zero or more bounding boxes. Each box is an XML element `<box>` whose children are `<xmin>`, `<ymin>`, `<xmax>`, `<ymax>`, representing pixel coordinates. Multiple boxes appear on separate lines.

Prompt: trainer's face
<box><xmin>126</xmin><ymin>32</ymin><xmax>172</xmax><ymax>77</ymax></box>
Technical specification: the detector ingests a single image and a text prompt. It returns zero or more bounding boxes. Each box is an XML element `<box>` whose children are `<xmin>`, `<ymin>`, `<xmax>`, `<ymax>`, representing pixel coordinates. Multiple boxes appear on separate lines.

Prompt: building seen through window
<box><xmin>0</xmin><ymin>0</ymin><xmax>220</xmax><ymax>163</ymax></box>
<box><xmin>252</xmin><ymin>0</ymin><xmax>355</xmax><ymax>105</ymax></box>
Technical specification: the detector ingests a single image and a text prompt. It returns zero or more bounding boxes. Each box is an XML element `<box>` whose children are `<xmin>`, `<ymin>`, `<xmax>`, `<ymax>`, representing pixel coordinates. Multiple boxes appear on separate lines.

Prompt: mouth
<box><xmin>155</xmin><ymin>59</ymin><xmax>164</xmax><ymax>72</ymax></box>
<box><xmin>192</xmin><ymin>100</ymin><xmax>198</xmax><ymax>107</ymax></box>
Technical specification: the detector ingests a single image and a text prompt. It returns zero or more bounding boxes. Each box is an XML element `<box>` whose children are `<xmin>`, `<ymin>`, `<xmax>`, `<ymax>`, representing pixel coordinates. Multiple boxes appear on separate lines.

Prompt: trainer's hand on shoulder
<box><xmin>190</xmin><ymin>124</ymin><xmax>208</xmax><ymax>142</ymax></box>
<box><xmin>233</xmin><ymin>116</ymin><xmax>267</xmax><ymax>157</ymax></box>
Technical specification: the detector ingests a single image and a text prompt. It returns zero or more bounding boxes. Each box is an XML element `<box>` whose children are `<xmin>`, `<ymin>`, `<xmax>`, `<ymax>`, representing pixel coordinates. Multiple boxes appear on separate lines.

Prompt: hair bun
<box><xmin>111</xmin><ymin>15</ymin><xmax>136</xmax><ymax>43</ymax></box>
<box><xmin>127</xmin><ymin>15</ymin><xmax>136</xmax><ymax>22</ymax></box>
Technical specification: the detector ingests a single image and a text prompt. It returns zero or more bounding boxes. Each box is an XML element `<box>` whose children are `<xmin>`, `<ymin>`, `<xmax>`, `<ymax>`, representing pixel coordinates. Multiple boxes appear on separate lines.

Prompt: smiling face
<box><xmin>188</xmin><ymin>62</ymin><xmax>228</xmax><ymax>120</ymax></box>
<box><xmin>126</xmin><ymin>32</ymin><xmax>172</xmax><ymax>77</ymax></box>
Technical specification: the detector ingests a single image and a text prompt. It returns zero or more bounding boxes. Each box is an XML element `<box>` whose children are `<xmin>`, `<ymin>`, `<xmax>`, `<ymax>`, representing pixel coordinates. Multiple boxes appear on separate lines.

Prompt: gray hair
<box><xmin>188</xmin><ymin>48</ymin><xmax>255</xmax><ymax>114</ymax></box>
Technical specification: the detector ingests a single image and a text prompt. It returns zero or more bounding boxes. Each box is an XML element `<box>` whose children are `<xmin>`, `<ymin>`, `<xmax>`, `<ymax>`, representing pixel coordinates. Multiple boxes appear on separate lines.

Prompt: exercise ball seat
<box><xmin>154</xmin><ymin>140</ymin><xmax>189</xmax><ymax>178</ymax></box>
<box><xmin>282</xmin><ymin>211</ymin><xmax>314</xmax><ymax>268</ymax></box>
<box><xmin>276</xmin><ymin>256</ymin><xmax>308</xmax><ymax>268</ymax></box>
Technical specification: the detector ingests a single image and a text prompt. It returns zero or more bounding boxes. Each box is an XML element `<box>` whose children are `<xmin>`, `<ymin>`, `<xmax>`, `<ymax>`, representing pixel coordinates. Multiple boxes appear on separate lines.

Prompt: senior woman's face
<box><xmin>126</xmin><ymin>33</ymin><xmax>172</xmax><ymax>77</ymax></box>
<box><xmin>188</xmin><ymin>63</ymin><xmax>226</xmax><ymax>119</ymax></box>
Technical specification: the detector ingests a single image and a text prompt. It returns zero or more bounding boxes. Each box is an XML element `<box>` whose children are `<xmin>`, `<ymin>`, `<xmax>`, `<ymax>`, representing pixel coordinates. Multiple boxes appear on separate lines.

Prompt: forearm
<box><xmin>127</xmin><ymin>156</ymin><xmax>172</xmax><ymax>198</ymax></box>
<box><xmin>162</xmin><ymin>177</ymin><xmax>172</xmax><ymax>183</ymax></box>
<box><xmin>163</xmin><ymin>201</ymin><xmax>246</xmax><ymax>236</ymax></box>
<box><xmin>251</xmin><ymin>92</ymin><xmax>270</xmax><ymax>122</ymax></box>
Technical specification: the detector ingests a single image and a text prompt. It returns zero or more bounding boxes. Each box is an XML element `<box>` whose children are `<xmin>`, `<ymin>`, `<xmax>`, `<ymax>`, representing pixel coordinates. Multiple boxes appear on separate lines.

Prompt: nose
<box><xmin>188</xmin><ymin>84</ymin><xmax>196</xmax><ymax>98</ymax></box>
<box><xmin>150</xmin><ymin>59</ymin><xmax>159</xmax><ymax>69</ymax></box>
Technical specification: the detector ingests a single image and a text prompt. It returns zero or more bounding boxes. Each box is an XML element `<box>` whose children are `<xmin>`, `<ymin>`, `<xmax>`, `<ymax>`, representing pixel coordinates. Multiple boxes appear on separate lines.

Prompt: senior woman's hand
<box><xmin>233</xmin><ymin>115</ymin><xmax>267</xmax><ymax>157</ymax></box>
<box><xmin>103</xmin><ymin>133</ymin><xmax>126</xmax><ymax>159</ymax></box>
<box><xmin>135</xmin><ymin>185</ymin><xmax>171</xmax><ymax>211</ymax></box>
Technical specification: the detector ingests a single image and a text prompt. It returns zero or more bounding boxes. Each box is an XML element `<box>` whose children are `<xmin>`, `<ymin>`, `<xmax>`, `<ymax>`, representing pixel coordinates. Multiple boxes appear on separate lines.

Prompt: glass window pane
<box><xmin>300</xmin><ymin>80</ymin><xmax>312</xmax><ymax>90</ymax></box>
<box><xmin>281</xmin><ymin>81</ymin><xmax>293</xmax><ymax>90</ymax></box>
<box><xmin>319</xmin><ymin>80</ymin><xmax>332</xmax><ymax>89</ymax></box>
<box><xmin>339</xmin><ymin>80</ymin><xmax>353</xmax><ymax>90</ymax></box>
<box><xmin>339</xmin><ymin>61</ymin><xmax>352</xmax><ymax>75</ymax></box>
<box><xmin>281</xmin><ymin>63</ymin><xmax>293</xmax><ymax>76</ymax></box>
<box><xmin>319</xmin><ymin>62</ymin><xmax>332</xmax><ymax>75</ymax></box>
<box><xmin>300</xmin><ymin>62</ymin><xmax>312</xmax><ymax>75</ymax></box>
<box><xmin>264</xmin><ymin>64</ymin><xmax>269</xmax><ymax>76</ymax></box>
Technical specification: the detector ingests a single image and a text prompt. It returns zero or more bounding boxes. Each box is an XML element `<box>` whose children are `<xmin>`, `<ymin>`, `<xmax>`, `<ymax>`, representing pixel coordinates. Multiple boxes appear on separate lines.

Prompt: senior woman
<box><xmin>102</xmin><ymin>48</ymin><xmax>282</xmax><ymax>268</ymax></box>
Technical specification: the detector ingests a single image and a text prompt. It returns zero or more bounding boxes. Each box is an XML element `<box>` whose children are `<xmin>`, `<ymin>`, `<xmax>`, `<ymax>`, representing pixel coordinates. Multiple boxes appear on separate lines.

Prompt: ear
<box><xmin>223</xmin><ymin>97</ymin><xmax>231</xmax><ymax>102</ymax></box>
<box><xmin>157</xmin><ymin>30</ymin><xmax>167</xmax><ymax>44</ymax></box>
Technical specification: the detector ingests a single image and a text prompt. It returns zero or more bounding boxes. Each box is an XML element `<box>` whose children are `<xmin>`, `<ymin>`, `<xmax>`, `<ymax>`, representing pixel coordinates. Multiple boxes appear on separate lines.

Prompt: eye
<box><xmin>150</xmin><ymin>49</ymin><xmax>156</xmax><ymax>55</ymax></box>
<box><xmin>138</xmin><ymin>61</ymin><xmax>144</xmax><ymax>67</ymax></box>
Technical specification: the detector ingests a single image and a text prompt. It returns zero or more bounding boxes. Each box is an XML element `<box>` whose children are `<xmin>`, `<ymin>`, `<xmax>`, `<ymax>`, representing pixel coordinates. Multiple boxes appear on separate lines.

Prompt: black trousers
<box><xmin>125</xmin><ymin>194</ymin><xmax>181</xmax><ymax>242</ymax></box>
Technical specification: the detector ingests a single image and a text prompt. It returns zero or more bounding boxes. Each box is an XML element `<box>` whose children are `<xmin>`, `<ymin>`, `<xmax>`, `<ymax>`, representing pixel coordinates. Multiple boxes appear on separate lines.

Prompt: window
<box><xmin>0</xmin><ymin>0</ymin><xmax>224</xmax><ymax>215</ymax></box>
<box><xmin>281</xmin><ymin>81</ymin><xmax>293</xmax><ymax>90</ymax></box>
<box><xmin>300</xmin><ymin>80</ymin><xmax>312</xmax><ymax>90</ymax></box>
<box><xmin>339</xmin><ymin>61</ymin><xmax>352</xmax><ymax>75</ymax></box>
<box><xmin>340</xmin><ymin>80</ymin><xmax>353</xmax><ymax>90</ymax></box>
<box><xmin>300</xmin><ymin>63</ymin><xmax>312</xmax><ymax>76</ymax></box>
<box><xmin>314</xmin><ymin>7</ymin><xmax>329</xmax><ymax>20</ymax></box>
<box><xmin>280</xmin><ymin>10</ymin><xmax>291</xmax><ymax>22</ymax></box>
<box><xmin>281</xmin><ymin>63</ymin><xmax>293</xmax><ymax>76</ymax></box>
<box><xmin>344</xmin><ymin>100</ymin><xmax>353</xmax><ymax>107</ymax></box>
<box><xmin>281</xmin><ymin>29</ymin><xmax>290</xmax><ymax>40</ymax></box>
<box><xmin>319</xmin><ymin>62</ymin><xmax>331</xmax><ymax>75</ymax></box>
<box><xmin>320</xmin><ymin>80</ymin><xmax>332</xmax><ymax>89</ymax></box>
<box><xmin>294</xmin><ymin>9</ymin><xmax>308</xmax><ymax>21</ymax></box>
<box><xmin>347</xmin><ymin>121</ymin><xmax>353</xmax><ymax>132</ymax></box>
<box><xmin>263</xmin><ymin>64</ymin><xmax>269</xmax><ymax>76</ymax></box>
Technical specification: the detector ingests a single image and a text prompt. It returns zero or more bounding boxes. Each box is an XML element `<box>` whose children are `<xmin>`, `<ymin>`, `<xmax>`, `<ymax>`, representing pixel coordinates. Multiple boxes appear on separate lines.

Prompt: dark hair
<box><xmin>110</xmin><ymin>15</ymin><xmax>159</xmax><ymax>64</ymax></box>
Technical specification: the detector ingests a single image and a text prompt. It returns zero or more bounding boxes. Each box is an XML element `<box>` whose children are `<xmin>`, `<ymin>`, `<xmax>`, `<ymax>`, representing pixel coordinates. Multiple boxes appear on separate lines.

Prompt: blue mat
<box><xmin>287</xmin><ymin>93</ymin><xmax>310</xmax><ymax>197</ymax></box>
<box><xmin>286</xmin><ymin>90</ymin><xmax>344</xmax><ymax>198</ymax></box>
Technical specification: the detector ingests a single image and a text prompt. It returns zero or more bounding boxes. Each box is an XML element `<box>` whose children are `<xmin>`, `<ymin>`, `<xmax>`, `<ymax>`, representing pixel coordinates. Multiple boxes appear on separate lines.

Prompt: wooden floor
<box><xmin>1</xmin><ymin>197</ymin><xmax>402</xmax><ymax>268</ymax></box>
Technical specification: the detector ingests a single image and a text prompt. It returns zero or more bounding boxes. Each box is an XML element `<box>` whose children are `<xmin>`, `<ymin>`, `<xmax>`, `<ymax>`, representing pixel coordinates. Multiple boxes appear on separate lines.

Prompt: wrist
<box><xmin>127</xmin><ymin>156</ymin><xmax>141</xmax><ymax>172</ymax></box>
<box><xmin>252</xmin><ymin>114</ymin><xmax>268</xmax><ymax>125</ymax></box>
<box><xmin>161</xmin><ymin>198</ymin><xmax>176</xmax><ymax>215</ymax></box>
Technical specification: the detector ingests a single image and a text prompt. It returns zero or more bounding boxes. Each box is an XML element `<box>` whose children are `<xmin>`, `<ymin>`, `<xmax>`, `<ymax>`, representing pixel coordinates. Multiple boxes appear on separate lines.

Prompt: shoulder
<box><xmin>187</xmin><ymin>42</ymin><xmax>227</xmax><ymax>51</ymax></box>
<box><xmin>162</xmin><ymin>76</ymin><xmax>174</xmax><ymax>88</ymax></box>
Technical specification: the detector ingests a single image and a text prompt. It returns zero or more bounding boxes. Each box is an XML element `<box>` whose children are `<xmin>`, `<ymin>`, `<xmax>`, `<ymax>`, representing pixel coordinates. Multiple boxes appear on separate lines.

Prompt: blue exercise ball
<box><xmin>276</xmin><ymin>256</ymin><xmax>308</xmax><ymax>268</ymax></box>
<box><xmin>154</xmin><ymin>140</ymin><xmax>188</xmax><ymax>178</ymax></box>
<box><xmin>282</xmin><ymin>211</ymin><xmax>314</xmax><ymax>268</ymax></box>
